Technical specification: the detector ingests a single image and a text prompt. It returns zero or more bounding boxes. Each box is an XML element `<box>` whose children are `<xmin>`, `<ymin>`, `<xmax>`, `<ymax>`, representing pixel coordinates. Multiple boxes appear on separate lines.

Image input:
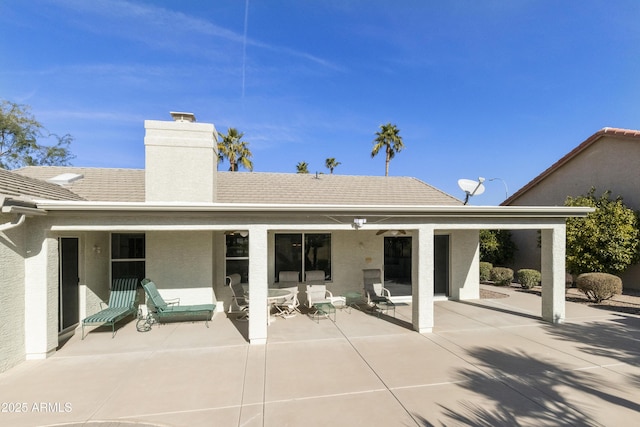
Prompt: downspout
<box><xmin>0</xmin><ymin>213</ymin><xmax>26</xmax><ymax>231</ymax></box>
<box><xmin>0</xmin><ymin>196</ymin><xmax>45</xmax><ymax>230</ymax></box>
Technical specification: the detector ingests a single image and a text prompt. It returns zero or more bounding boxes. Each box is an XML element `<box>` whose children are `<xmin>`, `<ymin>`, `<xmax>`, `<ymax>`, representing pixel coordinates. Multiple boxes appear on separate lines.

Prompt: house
<box><xmin>503</xmin><ymin>128</ymin><xmax>640</xmax><ymax>289</ymax></box>
<box><xmin>0</xmin><ymin>112</ymin><xmax>591</xmax><ymax>373</ymax></box>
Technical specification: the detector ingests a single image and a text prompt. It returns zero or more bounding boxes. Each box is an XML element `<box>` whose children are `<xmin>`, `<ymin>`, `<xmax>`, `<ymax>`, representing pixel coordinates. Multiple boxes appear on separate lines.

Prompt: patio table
<box><xmin>312</xmin><ymin>301</ymin><xmax>336</xmax><ymax>322</ymax></box>
<box><xmin>343</xmin><ymin>291</ymin><xmax>363</xmax><ymax>310</ymax></box>
<box><xmin>244</xmin><ymin>287</ymin><xmax>293</xmax><ymax>324</ymax></box>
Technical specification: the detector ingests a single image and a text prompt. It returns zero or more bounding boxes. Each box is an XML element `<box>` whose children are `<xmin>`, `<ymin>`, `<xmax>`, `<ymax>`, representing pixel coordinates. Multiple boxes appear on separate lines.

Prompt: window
<box><xmin>275</xmin><ymin>233</ymin><xmax>331</xmax><ymax>281</ymax></box>
<box><xmin>111</xmin><ymin>233</ymin><xmax>145</xmax><ymax>283</ymax></box>
<box><xmin>226</xmin><ymin>234</ymin><xmax>249</xmax><ymax>283</ymax></box>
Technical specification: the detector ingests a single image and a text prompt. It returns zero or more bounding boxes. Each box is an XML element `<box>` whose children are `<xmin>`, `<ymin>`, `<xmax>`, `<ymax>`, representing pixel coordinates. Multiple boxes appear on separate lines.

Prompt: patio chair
<box><xmin>306</xmin><ymin>284</ymin><xmax>336</xmax><ymax>322</ymax></box>
<box><xmin>81</xmin><ymin>277</ymin><xmax>139</xmax><ymax>339</ymax></box>
<box><xmin>363</xmin><ymin>268</ymin><xmax>395</xmax><ymax>317</ymax></box>
<box><xmin>227</xmin><ymin>273</ymin><xmax>249</xmax><ymax>320</ymax></box>
<box><xmin>141</xmin><ymin>279</ymin><xmax>215</xmax><ymax>327</ymax></box>
<box><xmin>274</xmin><ymin>286</ymin><xmax>300</xmax><ymax>318</ymax></box>
<box><xmin>306</xmin><ymin>270</ymin><xmax>346</xmax><ymax>308</ymax></box>
<box><xmin>277</xmin><ymin>270</ymin><xmax>300</xmax><ymax>288</ymax></box>
<box><xmin>304</xmin><ymin>270</ymin><xmax>325</xmax><ymax>286</ymax></box>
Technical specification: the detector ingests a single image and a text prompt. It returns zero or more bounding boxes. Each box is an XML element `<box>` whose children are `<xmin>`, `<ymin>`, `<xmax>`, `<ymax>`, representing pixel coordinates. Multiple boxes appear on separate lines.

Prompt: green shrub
<box><xmin>576</xmin><ymin>272</ymin><xmax>622</xmax><ymax>303</ymax></box>
<box><xmin>565</xmin><ymin>189</ymin><xmax>640</xmax><ymax>275</ymax></box>
<box><xmin>490</xmin><ymin>267</ymin><xmax>514</xmax><ymax>286</ymax></box>
<box><xmin>516</xmin><ymin>269</ymin><xmax>541</xmax><ymax>289</ymax></box>
<box><xmin>479</xmin><ymin>262</ymin><xmax>493</xmax><ymax>282</ymax></box>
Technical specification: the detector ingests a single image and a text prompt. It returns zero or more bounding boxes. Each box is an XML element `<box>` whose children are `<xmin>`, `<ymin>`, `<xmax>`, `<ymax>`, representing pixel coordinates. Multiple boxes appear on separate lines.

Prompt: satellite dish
<box><xmin>458</xmin><ymin>177</ymin><xmax>485</xmax><ymax>205</ymax></box>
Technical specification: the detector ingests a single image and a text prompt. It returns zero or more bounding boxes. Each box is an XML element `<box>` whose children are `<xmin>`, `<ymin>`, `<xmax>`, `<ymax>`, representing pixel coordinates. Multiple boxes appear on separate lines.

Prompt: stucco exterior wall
<box><xmin>82</xmin><ymin>231</ymin><xmax>111</xmax><ymax>318</ymax></box>
<box><xmin>0</xmin><ymin>217</ymin><xmax>27</xmax><ymax>373</ymax></box>
<box><xmin>331</xmin><ymin>230</ymin><xmax>384</xmax><ymax>298</ymax></box>
<box><xmin>146</xmin><ymin>231</ymin><xmax>215</xmax><ymax>304</ymax></box>
<box><xmin>449</xmin><ymin>229</ymin><xmax>480</xmax><ymax>300</ymax></box>
<box><xmin>509</xmin><ymin>135</ymin><xmax>640</xmax><ymax>289</ymax></box>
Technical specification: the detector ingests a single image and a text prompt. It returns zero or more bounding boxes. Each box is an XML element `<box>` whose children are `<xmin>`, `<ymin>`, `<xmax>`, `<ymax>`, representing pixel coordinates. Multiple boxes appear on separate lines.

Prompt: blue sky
<box><xmin>1</xmin><ymin>0</ymin><xmax>639</xmax><ymax>205</ymax></box>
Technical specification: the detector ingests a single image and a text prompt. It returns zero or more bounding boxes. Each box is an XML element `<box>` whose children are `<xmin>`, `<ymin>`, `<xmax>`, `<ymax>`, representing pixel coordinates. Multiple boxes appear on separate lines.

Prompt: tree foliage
<box><xmin>325</xmin><ymin>157</ymin><xmax>341</xmax><ymax>174</ymax></box>
<box><xmin>565</xmin><ymin>188</ymin><xmax>640</xmax><ymax>275</ymax></box>
<box><xmin>217</xmin><ymin>127</ymin><xmax>253</xmax><ymax>172</ymax></box>
<box><xmin>0</xmin><ymin>99</ymin><xmax>74</xmax><ymax>169</ymax></box>
<box><xmin>296</xmin><ymin>161</ymin><xmax>309</xmax><ymax>174</ymax></box>
<box><xmin>479</xmin><ymin>229</ymin><xmax>517</xmax><ymax>265</ymax></box>
<box><xmin>371</xmin><ymin>123</ymin><xmax>404</xmax><ymax>176</ymax></box>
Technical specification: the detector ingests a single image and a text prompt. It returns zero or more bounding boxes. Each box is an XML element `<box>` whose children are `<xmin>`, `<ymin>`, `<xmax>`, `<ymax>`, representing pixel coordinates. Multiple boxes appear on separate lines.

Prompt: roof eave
<box><xmin>33</xmin><ymin>200</ymin><xmax>593</xmax><ymax>218</ymax></box>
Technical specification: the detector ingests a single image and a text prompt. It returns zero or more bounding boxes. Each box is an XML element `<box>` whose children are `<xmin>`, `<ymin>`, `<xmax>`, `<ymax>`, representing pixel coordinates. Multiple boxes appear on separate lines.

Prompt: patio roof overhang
<box><xmin>35</xmin><ymin>200</ymin><xmax>594</xmax><ymax>233</ymax></box>
<box><xmin>34</xmin><ymin>200</ymin><xmax>594</xmax><ymax>218</ymax></box>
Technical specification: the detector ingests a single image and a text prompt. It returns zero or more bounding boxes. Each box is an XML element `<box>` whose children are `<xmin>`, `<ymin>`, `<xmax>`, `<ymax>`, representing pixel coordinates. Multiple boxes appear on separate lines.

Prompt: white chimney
<box><xmin>144</xmin><ymin>112</ymin><xmax>218</xmax><ymax>203</ymax></box>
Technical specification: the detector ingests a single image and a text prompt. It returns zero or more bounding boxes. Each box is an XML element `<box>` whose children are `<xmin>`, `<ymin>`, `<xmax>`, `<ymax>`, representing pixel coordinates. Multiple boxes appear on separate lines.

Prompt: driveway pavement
<box><xmin>1</xmin><ymin>285</ymin><xmax>639</xmax><ymax>426</ymax></box>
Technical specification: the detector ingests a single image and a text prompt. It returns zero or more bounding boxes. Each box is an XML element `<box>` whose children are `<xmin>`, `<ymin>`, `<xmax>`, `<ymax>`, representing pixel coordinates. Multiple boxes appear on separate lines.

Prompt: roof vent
<box><xmin>47</xmin><ymin>173</ymin><xmax>84</xmax><ymax>186</ymax></box>
<box><xmin>170</xmin><ymin>111</ymin><xmax>196</xmax><ymax>123</ymax></box>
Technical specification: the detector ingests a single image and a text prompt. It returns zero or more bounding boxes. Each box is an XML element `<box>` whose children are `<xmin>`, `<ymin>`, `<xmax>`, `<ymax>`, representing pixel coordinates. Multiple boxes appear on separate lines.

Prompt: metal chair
<box><xmin>227</xmin><ymin>273</ymin><xmax>249</xmax><ymax>320</ymax></box>
<box><xmin>306</xmin><ymin>284</ymin><xmax>337</xmax><ymax>322</ymax></box>
<box><xmin>363</xmin><ymin>268</ymin><xmax>395</xmax><ymax>317</ymax></box>
<box><xmin>277</xmin><ymin>270</ymin><xmax>300</xmax><ymax>288</ymax></box>
<box><xmin>274</xmin><ymin>286</ymin><xmax>300</xmax><ymax>318</ymax></box>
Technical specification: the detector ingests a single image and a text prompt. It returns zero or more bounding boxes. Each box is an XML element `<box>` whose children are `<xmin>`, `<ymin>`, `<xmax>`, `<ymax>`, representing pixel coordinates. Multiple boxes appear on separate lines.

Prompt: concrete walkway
<box><xmin>1</xmin><ymin>285</ymin><xmax>639</xmax><ymax>427</ymax></box>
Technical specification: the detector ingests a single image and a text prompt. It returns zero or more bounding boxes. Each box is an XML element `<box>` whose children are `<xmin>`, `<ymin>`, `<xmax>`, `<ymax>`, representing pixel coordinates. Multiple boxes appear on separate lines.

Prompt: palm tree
<box><xmin>325</xmin><ymin>157</ymin><xmax>341</xmax><ymax>174</ymax></box>
<box><xmin>296</xmin><ymin>161</ymin><xmax>309</xmax><ymax>174</ymax></box>
<box><xmin>371</xmin><ymin>123</ymin><xmax>404</xmax><ymax>176</ymax></box>
<box><xmin>217</xmin><ymin>127</ymin><xmax>253</xmax><ymax>172</ymax></box>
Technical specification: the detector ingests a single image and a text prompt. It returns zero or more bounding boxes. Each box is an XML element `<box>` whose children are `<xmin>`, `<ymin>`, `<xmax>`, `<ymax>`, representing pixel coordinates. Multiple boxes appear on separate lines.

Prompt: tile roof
<box><xmin>503</xmin><ymin>127</ymin><xmax>640</xmax><ymax>206</ymax></box>
<box><xmin>14</xmin><ymin>166</ymin><xmax>462</xmax><ymax>206</ymax></box>
<box><xmin>15</xmin><ymin>166</ymin><xmax>145</xmax><ymax>202</ymax></box>
<box><xmin>216</xmin><ymin>172</ymin><xmax>462</xmax><ymax>205</ymax></box>
<box><xmin>0</xmin><ymin>168</ymin><xmax>84</xmax><ymax>201</ymax></box>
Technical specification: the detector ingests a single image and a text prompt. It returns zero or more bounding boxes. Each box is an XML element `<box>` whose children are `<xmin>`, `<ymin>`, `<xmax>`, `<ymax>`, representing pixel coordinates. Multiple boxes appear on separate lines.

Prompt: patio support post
<box><xmin>248</xmin><ymin>225</ymin><xmax>269</xmax><ymax>344</ymax></box>
<box><xmin>541</xmin><ymin>224</ymin><xmax>566</xmax><ymax>324</ymax></box>
<box><xmin>413</xmin><ymin>225</ymin><xmax>435</xmax><ymax>333</ymax></box>
<box><xmin>24</xmin><ymin>233</ymin><xmax>58</xmax><ymax>359</ymax></box>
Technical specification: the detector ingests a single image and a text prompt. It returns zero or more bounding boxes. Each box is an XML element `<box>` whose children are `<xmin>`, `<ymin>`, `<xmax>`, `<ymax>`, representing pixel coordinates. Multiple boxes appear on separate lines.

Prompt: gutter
<box><xmin>0</xmin><ymin>196</ymin><xmax>47</xmax><ymax>231</ymax></box>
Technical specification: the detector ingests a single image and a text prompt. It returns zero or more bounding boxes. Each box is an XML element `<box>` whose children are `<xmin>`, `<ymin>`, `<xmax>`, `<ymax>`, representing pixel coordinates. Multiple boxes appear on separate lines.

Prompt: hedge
<box><xmin>480</xmin><ymin>262</ymin><xmax>493</xmax><ymax>282</ymax></box>
<box><xmin>490</xmin><ymin>267</ymin><xmax>514</xmax><ymax>286</ymax></box>
<box><xmin>576</xmin><ymin>272</ymin><xmax>622</xmax><ymax>303</ymax></box>
<box><xmin>516</xmin><ymin>269</ymin><xmax>541</xmax><ymax>289</ymax></box>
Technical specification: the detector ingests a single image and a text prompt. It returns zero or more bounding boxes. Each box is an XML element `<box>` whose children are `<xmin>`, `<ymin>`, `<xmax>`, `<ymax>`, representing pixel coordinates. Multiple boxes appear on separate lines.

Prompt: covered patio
<box><xmin>40</xmin><ymin>203</ymin><xmax>589</xmax><ymax>349</ymax></box>
<box><xmin>1</xmin><ymin>285</ymin><xmax>638</xmax><ymax>426</ymax></box>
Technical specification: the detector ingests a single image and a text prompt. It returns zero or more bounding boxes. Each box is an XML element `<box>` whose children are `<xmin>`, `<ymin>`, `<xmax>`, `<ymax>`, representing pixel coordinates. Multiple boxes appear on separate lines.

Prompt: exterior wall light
<box><xmin>353</xmin><ymin>218</ymin><xmax>367</xmax><ymax>229</ymax></box>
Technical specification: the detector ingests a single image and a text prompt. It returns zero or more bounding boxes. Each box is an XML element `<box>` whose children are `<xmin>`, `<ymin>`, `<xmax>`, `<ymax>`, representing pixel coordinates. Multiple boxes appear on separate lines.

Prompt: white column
<box><xmin>248</xmin><ymin>226</ymin><xmax>268</xmax><ymax>344</ymax></box>
<box><xmin>412</xmin><ymin>226</ymin><xmax>435</xmax><ymax>333</ymax></box>
<box><xmin>24</xmin><ymin>234</ymin><xmax>58</xmax><ymax>359</ymax></box>
<box><xmin>541</xmin><ymin>224</ymin><xmax>566</xmax><ymax>323</ymax></box>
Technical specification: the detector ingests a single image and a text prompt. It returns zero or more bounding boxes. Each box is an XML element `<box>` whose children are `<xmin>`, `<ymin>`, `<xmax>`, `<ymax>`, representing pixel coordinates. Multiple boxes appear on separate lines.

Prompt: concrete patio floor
<box><xmin>1</xmin><ymin>285</ymin><xmax>639</xmax><ymax>427</ymax></box>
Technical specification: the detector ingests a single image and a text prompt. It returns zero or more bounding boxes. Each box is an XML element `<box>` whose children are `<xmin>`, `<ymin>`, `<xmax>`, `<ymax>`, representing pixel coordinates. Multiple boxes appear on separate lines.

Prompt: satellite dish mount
<box><xmin>458</xmin><ymin>177</ymin><xmax>486</xmax><ymax>205</ymax></box>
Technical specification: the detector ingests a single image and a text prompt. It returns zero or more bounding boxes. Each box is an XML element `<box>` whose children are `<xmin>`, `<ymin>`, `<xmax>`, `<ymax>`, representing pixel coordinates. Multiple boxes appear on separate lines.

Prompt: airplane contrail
<box><xmin>242</xmin><ymin>0</ymin><xmax>249</xmax><ymax>100</ymax></box>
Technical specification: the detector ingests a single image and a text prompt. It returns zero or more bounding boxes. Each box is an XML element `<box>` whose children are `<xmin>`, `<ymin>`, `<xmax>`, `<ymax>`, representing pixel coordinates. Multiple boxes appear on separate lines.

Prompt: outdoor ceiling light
<box><xmin>353</xmin><ymin>218</ymin><xmax>367</xmax><ymax>229</ymax></box>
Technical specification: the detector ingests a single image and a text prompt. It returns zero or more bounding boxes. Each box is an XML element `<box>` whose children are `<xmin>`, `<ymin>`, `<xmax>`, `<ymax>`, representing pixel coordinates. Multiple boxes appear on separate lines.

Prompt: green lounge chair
<box><xmin>82</xmin><ymin>277</ymin><xmax>139</xmax><ymax>339</ymax></box>
<box><xmin>141</xmin><ymin>279</ymin><xmax>215</xmax><ymax>327</ymax></box>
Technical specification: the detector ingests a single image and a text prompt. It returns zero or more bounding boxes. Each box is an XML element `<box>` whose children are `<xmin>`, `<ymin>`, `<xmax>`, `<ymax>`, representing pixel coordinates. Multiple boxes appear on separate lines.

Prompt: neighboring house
<box><xmin>503</xmin><ymin>127</ymin><xmax>640</xmax><ymax>289</ymax></box>
<box><xmin>0</xmin><ymin>112</ymin><xmax>590</xmax><ymax>373</ymax></box>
